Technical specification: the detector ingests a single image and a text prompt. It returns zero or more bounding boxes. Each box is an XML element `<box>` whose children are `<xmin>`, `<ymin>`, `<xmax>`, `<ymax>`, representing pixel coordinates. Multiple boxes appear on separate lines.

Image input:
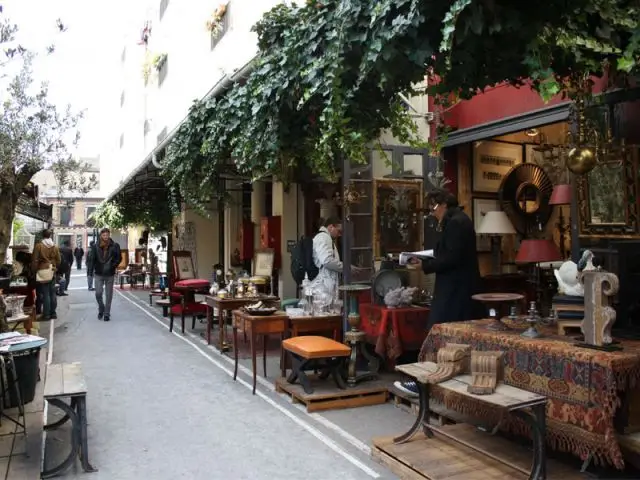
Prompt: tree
<box><xmin>52</xmin><ymin>156</ymin><xmax>99</xmax><ymax>204</ymax></box>
<box><xmin>0</xmin><ymin>14</ymin><xmax>81</xmax><ymax>260</ymax></box>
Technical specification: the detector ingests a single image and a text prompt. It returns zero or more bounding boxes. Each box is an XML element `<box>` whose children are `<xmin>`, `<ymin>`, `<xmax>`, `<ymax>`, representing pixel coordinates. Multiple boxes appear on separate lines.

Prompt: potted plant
<box><xmin>206</xmin><ymin>3</ymin><xmax>228</xmax><ymax>37</ymax></box>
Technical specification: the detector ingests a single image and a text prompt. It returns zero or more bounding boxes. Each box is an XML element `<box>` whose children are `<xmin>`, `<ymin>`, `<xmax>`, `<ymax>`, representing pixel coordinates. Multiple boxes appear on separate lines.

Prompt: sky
<box><xmin>2</xmin><ymin>0</ymin><xmax>132</xmax><ymax>157</ymax></box>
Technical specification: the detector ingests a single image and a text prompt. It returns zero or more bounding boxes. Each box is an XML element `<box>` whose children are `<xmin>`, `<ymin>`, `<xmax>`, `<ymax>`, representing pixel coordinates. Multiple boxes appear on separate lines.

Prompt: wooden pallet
<box><xmin>372</xmin><ymin>424</ymin><xmax>585</xmax><ymax>480</ymax></box>
<box><xmin>275</xmin><ymin>376</ymin><xmax>388</xmax><ymax>412</ymax></box>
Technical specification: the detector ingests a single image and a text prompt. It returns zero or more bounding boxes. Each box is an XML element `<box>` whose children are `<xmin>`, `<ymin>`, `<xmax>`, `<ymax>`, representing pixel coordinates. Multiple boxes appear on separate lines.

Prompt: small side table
<box><xmin>472</xmin><ymin>293</ymin><xmax>524</xmax><ymax>331</ymax></box>
<box><xmin>232</xmin><ymin>310</ymin><xmax>288</xmax><ymax>394</ymax></box>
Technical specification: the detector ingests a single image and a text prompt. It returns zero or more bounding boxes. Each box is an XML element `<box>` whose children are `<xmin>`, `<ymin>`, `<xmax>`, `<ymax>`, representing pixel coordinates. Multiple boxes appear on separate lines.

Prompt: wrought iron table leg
<box><xmin>394</xmin><ymin>382</ymin><xmax>433</xmax><ymax>444</ymax></box>
<box><xmin>514</xmin><ymin>403</ymin><xmax>547</xmax><ymax>480</ymax></box>
<box><xmin>76</xmin><ymin>396</ymin><xmax>98</xmax><ymax>473</ymax></box>
<box><xmin>41</xmin><ymin>398</ymin><xmax>80</xmax><ymax>479</ymax></box>
<box><xmin>44</xmin><ymin>397</ymin><xmax>77</xmax><ymax>430</ymax></box>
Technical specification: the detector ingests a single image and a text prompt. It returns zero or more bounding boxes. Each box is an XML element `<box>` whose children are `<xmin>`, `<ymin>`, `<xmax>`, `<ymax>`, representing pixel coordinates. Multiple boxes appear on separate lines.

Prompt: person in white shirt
<box><xmin>309</xmin><ymin>216</ymin><xmax>362</xmax><ymax>296</ymax></box>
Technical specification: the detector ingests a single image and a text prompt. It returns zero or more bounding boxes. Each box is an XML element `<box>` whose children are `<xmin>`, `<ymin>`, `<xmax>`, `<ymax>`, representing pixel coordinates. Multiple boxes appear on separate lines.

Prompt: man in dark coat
<box><xmin>74</xmin><ymin>245</ymin><xmax>84</xmax><ymax>270</ymax></box>
<box><xmin>395</xmin><ymin>189</ymin><xmax>482</xmax><ymax>396</ymax></box>
<box><xmin>87</xmin><ymin>228</ymin><xmax>121</xmax><ymax>322</ymax></box>
<box><xmin>59</xmin><ymin>240</ymin><xmax>74</xmax><ymax>295</ymax></box>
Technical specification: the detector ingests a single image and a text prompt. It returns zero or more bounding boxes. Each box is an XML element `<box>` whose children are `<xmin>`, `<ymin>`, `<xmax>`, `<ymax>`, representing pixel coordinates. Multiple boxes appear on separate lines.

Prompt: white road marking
<box><xmin>116</xmin><ymin>290</ymin><xmax>379</xmax><ymax>478</ymax></box>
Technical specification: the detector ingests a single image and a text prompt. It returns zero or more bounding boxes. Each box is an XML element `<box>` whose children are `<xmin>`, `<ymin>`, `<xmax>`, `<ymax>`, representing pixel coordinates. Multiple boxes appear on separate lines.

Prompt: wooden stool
<box><xmin>282</xmin><ymin>336</ymin><xmax>350</xmax><ymax>394</ymax></box>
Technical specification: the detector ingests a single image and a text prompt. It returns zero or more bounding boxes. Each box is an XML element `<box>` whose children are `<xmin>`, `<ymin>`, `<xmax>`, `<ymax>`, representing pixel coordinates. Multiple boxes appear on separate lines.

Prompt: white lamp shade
<box><xmin>476</xmin><ymin>211</ymin><xmax>516</xmax><ymax>235</ymax></box>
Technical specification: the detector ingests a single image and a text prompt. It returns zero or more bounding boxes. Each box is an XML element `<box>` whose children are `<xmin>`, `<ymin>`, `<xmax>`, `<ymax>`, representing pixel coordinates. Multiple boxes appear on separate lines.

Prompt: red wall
<box><xmin>445</xmin><ymin>78</ymin><xmax>608</xmax><ymax>130</ymax></box>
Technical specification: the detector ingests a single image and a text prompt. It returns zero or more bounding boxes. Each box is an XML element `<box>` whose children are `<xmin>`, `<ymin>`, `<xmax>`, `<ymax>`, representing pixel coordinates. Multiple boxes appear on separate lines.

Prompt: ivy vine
<box><xmin>159</xmin><ymin>0</ymin><xmax>639</xmax><ymax>214</ymax></box>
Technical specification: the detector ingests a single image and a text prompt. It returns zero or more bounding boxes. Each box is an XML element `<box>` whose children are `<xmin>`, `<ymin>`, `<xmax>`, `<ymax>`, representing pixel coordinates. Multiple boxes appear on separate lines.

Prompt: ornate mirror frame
<box><xmin>576</xmin><ymin>147</ymin><xmax>639</xmax><ymax>237</ymax></box>
<box><xmin>372</xmin><ymin>178</ymin><xmax>423</xmax><ymax>258</ymax></box>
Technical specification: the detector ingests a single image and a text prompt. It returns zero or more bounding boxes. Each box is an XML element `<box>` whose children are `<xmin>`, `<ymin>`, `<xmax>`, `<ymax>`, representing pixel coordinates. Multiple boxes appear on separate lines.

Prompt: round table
<box><xmin>472</xmin><ymin>293</ymin><xmax>524</xmax><ymax>331</ymax></box>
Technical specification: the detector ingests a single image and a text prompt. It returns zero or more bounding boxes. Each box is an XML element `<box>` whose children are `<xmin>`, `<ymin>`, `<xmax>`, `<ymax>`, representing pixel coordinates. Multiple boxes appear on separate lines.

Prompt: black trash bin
<box><xmin>2</xmin><ymin>347</ymin><xmax>41</xmax><ymax>408</ymax></box>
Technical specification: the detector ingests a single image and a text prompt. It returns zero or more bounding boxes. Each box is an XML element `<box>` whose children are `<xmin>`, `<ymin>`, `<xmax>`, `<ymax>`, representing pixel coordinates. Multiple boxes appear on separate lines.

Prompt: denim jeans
<box><xmin>95</xmin><ymin>275</ymin><xmax>115</xmax><ymax>316</ymax></box>
<box><xmin>37</xmin><ymin>280</ymin><xmax>57</xmax><ymax>318</ymax></box>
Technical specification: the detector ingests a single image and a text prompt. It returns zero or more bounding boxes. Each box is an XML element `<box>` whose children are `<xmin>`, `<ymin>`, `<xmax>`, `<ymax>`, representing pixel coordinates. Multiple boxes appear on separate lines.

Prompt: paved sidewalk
<box><xmin>44</xmin><ymin>274</ymin><xmax>405</xmax><ymax>479</ymax></box>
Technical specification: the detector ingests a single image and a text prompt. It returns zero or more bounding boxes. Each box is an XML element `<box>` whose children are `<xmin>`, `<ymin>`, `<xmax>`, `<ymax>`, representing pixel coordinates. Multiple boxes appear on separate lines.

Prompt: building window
<box><xmin>121</xmin><ymin>47</ymin><xmax>126</xmax><ymax>63</ymax></box>
<box><xmin>159</xmin><ymin>0</ymin><xmax>169</xmax><ymax>20</ymax></box>
<box><xmin>157</xmin><ymin>55</ymin><xmax>168</xmax><ymax>86</ymax></box>
<box><xmin>119</xmin><ymin>133</ymin><xmax>124</xmax><ymax>149</ymax></box>
<box><xmin>144</xmin><ymin>120</ymin><xmax>150</xmax><ymax>136</ymax></box>
<box><xmin>120</xmin><ymin>91</ymin><xmax>125</xmax><ymax>107</ymax></box>
<box><xmin>85</xmin><ymin>206</ymin><xmax>96</xmax><ymax>224</ymax></box>
<box><xmin>210</xmin><ymin>3</ymin><xmax>230</xmax><ymax>51</ymax></box>
<box><xmin>59</xmin><ymin>206</ymin><xmax>72</xmax><ymax>227</ymax></box>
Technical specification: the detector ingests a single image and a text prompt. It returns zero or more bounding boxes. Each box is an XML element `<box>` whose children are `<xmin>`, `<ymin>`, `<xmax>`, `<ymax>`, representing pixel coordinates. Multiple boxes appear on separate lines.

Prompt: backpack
<box><xmin>290</xmin><ymin>236</ymin><xmax>319</xmax><ymax>285</ymax></box>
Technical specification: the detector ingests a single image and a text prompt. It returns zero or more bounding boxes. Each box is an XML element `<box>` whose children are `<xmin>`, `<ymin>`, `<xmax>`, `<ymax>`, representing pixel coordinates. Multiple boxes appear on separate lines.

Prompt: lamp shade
<box><xmin>476</xmin><ymin>211</ymin><xmax>516</xmax><ymax>235</ymax></box>
<box><xmin>549</xmin><ymin>184</ymin><xmax>572</xmax><ymax>205</ymax></box>
<box><xmin>515</xmin><ymin>239</ymin><xmax>562</xmax><ymax>264</ymax></box>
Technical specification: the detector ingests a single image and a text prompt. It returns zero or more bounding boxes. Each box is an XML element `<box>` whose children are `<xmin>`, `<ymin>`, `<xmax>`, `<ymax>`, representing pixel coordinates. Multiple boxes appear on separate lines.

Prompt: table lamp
<box><xmin>476</xmin><ymin>211</ymin><xmax>516</xmax><ymax>275</ymax></box>
<box><xmin>549</xmin><ymin>184</ymin><xmax>572</xmax><ymax>259</ymax></box>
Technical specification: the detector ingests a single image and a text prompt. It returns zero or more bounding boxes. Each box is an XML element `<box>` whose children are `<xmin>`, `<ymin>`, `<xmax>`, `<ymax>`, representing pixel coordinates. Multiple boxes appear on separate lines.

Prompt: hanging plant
<box><xmin>206</xmin><ymin>3</ymin><xmax>228</xmax><ymax>37</ymax></box>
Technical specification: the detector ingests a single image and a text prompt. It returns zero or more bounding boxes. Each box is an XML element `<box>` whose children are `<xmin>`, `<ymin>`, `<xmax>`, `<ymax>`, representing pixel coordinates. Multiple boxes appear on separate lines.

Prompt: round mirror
<box><xmin>515</xmin><ymin>182</ymin><xmax>541</xmax><ymax>214</ymax></box>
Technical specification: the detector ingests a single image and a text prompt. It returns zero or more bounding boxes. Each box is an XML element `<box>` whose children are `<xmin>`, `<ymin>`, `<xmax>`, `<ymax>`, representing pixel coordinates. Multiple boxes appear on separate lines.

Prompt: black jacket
<box><xmin>87</xmin><ymin>240</ymin><xmax>121</xmax><ymax>277</ymax></box>
<box><xmin>74</xmin><ymin>247</ymin><xmax>84</xmax><ymax>259</ymax></box>
<box><xmin>60</xmin><ymin>246</ymin><xmax>74</xmax><ymax>271</ymax></box>
<box><xmin>422</xmin><ymin>207</ymin><xmax>482</xmax><ymax>327</ymax></box>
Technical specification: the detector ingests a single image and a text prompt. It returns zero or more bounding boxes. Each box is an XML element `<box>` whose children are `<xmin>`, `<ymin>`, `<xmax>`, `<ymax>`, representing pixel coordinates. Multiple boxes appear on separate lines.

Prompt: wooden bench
<box><xmin>396</xmin><ymin>361</ymin><xmax>547</xmax><ymax>480</ymax></box>
<box><xmin>282</xmin><ymin>336</ymin><xmax>351</xmax><ymax>394</ymax></box>
<box><xmin>42</xmin><ymin>362</ymin><xmax>97</xmax><ymax>479</ymax></box>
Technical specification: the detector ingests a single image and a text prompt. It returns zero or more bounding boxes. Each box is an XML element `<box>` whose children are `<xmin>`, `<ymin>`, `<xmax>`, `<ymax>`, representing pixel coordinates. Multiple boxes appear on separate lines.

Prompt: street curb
<box><xmin>40</xmin><ymin>318</ymin><xmax>54</xmax><ymax>476</ymax></box>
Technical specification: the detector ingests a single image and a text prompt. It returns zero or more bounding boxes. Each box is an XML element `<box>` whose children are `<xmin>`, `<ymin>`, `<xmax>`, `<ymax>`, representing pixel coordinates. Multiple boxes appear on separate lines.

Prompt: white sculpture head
<box><xmin>554</xmin><ymin>260</ymin><xmax>584</xmax><ymax>297</ymax></box>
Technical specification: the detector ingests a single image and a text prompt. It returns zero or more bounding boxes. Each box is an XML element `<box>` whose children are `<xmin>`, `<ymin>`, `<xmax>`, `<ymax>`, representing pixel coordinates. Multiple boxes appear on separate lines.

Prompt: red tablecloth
<box><xmin>360</xmin><ymin>304</ymin><xmax>429</xmax><ymax>366</ymax></box>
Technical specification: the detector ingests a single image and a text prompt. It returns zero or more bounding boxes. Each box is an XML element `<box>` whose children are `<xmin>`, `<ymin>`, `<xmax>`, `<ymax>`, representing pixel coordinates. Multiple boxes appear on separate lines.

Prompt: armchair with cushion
<box><xmin>168</xmin><ymin>251</ymin><xmax>210</xmax><ymax>333</ymax></box>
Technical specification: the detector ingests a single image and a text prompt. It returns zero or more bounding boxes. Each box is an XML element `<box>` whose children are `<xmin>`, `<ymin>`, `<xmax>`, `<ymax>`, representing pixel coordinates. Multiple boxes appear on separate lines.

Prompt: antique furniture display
<box><xmin>468</xmin><ymin>350</ymin><xmax>504</xmax><ymax>395</ymax></box>
<box><xmin>359</xmin><ymin>304</ymin><xmax>430</xmax><ymax>368</ymax></box>
<box><xmin>282</xmin><ymin>336</ymin><xmax>351</xmax><ymax>394</ymax></box>
<box><xmin>472</xmin><ymin>293</ymin><xmax>524</xmax><ymax>330</ymax></box>
<box><xmin>476</xmin><ymin>210</ymin><xmax>516</xmax><ymax>274</ymax></box>
<box><xmin>372</xmin><ymin>179</ymin><xmax>422</xmax><ymax>259</ymax></box>
<box><xmin>204</xmin><ymin>295</ymin><xmax>280</xmax><ymax>350</ymax></box>
<box><xmin>580</xmin><ymin>270</ymin><xmax>620</xmax><ymax>349</ymax></box>
<box><xmin>481</xmin><ymin>273</ymin><xmax>534</xmax><ymax>311</ymax></box>
<box><xmin>418</xmin><ymin>319</ymin><xmax>640</xmax><ymax>469</ymax></box>
<box><xmin>339</xmin><ymin>284</ymin><xmax>380</xmax><ymax>385</ymax></box>
<box><xmin>232</xmin><ymin>309</ymin><xmax>288</xmax><ymax>394</ymax></box>
<box><xmin>576</xmin><ymin>147</ymin><xmax>638</xmax><ymax>237</ymax></box>
<box><xmin>473</xmin><ymin>141</ymin><xmax>523</xmax><ymax>193</ymax></box>
<box><xmin>394</xmin><ymin>361</ymin><xmax>548</xmax><ymax>479</ymax></box>
<box><xmin>499</xmin><ymin>163</ymin><xmax>554</xmax><ymax>236</ymax></box>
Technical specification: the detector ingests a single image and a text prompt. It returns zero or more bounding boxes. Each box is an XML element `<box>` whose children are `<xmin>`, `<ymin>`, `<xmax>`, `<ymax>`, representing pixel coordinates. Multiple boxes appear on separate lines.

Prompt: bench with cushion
<box><xmin>42</xmin><ymin>362</ymin><xmax>97</xmax><ymax>478</ymax></box>
<box><xmin>282</xmin><ymin>336</ymin><xmax>351</xmax><ymax>394</ymax></box>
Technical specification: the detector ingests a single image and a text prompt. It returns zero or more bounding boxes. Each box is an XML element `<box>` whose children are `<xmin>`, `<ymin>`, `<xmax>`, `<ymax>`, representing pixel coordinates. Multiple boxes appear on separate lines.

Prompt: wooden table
<box><xmin>232</xmin><ymin>310</ymin><xmax>288</xmax><ymax>394</ymax></box>
<box><xmin>204</xmin><ymin>295</ymin><xmax>279</xmax><ymax>351</ymax></box>
<box><xmin>472</xmin><ymin>293</ymin><xmax>524</xmax><ymax>330</ymax></box>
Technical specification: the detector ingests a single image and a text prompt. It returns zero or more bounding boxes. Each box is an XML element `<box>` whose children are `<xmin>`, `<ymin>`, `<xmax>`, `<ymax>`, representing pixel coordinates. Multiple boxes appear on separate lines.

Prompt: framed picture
<box><xmin>175</xmin><ymin>256</ymin><xmax>195</xmax><ymax>280</ymax></box>
<box><xmin>473</xmin><ymin>141</ymin><xmax>523</xmax><ymax>193</ymax></box>
<box><xmin>254</xmin><ymin>248</ymin><xmax>275</xmax><ymax>277</ymax></box>
<box><xmin>473</xmin><ymin>198</ymin><xmax>501</xmax><ymax>252</ymax></box>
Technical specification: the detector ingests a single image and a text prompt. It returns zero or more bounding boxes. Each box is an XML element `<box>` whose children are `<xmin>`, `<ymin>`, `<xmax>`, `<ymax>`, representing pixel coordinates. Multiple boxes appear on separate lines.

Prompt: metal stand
<box><xmin>0</xmin><ymin>354</ymin><xmax>26</xmax><ymax>441</ymax></box>
<box><xmin>339</xmin><ymin>285</ymin><xmax>380</xmax><ymax>386</ymax></box>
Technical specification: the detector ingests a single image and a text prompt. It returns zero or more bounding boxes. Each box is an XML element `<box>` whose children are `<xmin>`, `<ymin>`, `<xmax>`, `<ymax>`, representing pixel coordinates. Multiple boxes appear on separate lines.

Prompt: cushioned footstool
<box><xmin>282</xmin><ymin>336</ymin><xmax>350</xmax><ymax>394</ymax></box>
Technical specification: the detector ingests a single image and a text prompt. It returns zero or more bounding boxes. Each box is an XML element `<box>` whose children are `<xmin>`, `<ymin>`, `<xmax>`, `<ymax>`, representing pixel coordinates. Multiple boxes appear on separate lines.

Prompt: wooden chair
<box><xmin>168</xmin><ymin>251</ymin><xmax>209</xmax><ymax>333</ymax></box>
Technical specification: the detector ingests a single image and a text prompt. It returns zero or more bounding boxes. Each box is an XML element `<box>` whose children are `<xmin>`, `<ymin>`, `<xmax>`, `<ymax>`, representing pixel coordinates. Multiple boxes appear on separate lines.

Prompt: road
<box><xmin>45</xmin><ymin>269</ymin><xmax>398</xmax><ymax>480</ymax></box>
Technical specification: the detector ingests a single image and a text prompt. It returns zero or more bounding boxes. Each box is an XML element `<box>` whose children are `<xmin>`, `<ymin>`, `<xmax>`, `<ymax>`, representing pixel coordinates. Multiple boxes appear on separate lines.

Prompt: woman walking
<box><xmin>31</xmin><ymin>230</ymin><xmax>61</xmax><ymax>321</ymax></box>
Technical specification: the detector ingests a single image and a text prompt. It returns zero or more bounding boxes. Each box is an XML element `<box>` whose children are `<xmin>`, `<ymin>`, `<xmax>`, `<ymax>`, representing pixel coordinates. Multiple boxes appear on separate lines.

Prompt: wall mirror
<box><xmin>372</xmin><ymin>179</ymin><xmax>423</xmax><ymax>258</ymax></box>
<box><xmin>577</xmin><ymin>148</ymin><xmax>639</xmax><ymax>236</ymax></box>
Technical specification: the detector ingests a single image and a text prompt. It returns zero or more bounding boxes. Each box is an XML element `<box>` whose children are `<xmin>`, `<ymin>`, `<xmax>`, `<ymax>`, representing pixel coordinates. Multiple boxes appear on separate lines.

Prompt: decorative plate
<box><xmin>372</xmin><ymin>269</ymin><xmax>403</xmax><ymax>300</ymax></box>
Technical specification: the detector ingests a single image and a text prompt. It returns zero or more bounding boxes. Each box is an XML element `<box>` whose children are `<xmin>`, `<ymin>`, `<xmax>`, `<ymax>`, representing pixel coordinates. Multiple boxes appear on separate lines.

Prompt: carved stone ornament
<box><xmin>418</xmin><ymin>343</ymin><xmax>471</xmax><ymax>384</ymax></box>
<box><xmin>468</xmin><ymin>351</ymin><xmax>504</xmax><ymax>395</ymax></box>
<box><xmin>581</xmin><ymin>270</ymin><xmax>619</xmax><ymax>346</ymax></box>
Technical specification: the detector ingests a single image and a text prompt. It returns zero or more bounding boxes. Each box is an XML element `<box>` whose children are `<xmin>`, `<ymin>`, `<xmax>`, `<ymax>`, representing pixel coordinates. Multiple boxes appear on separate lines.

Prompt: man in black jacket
<box><xmin>395</xmin><ymin>189</ymin><xmax>482</xmax><ymax>396</ymax></box>
<box><xmin>59</xmin><ymin>240</ymin><xmax>74</xmax><ymax>295</ymax></box>
<box><xmin>74</xmin><ymin>245</ymin><xmax>84</xmax><ymax>270</ymax></box>
<box><xmin>87</xmin><ymin>228</ymin><xmax>121</xmax><ymax>321</ymax></box>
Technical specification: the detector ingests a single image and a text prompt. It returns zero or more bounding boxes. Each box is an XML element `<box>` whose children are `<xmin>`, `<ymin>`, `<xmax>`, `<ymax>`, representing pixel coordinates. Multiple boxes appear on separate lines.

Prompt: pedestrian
<box><xmin>74</xmin><ymin>244</ymin><xmax>84</xmax><ymax>270</ymax></box>
<box><xmin>394</xmin><ymin>189</ymin><xmax>482</xmax><ymax>397</ymax></box>
<box><xmin>86</xmin><ymin>240</ymin><xmax>96</xmax><ymax>291</ymax></box>
<box><xmin>87</xmin><ymin>228</ymin><xmax>121</xmax><ymax>321</ymax></box>
<box><xmin>31</xmin><ymin>229</ymin><xmax>61</xmax><ymax>321</ymax></box>
<box><xmin>59</xmin><ymin>240</ymin><xmax>74</xmax><ymax>295</ymax></box>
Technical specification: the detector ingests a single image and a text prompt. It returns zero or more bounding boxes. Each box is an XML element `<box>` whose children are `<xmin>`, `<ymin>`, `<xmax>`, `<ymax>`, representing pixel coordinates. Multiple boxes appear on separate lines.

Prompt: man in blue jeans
<box><xmin>87</xmin><ymin>229</ymin><xmax>121</xmax><ymax>322</ymax></box>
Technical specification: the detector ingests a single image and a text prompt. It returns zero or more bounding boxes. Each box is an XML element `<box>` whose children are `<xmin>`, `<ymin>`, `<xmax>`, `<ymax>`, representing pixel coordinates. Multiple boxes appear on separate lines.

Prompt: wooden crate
<box><xmin>372</xmin><ymin>424</ymin><xmax>585</xmax><ymax>480</ymax></box>
<box><xmin>275</xmin><ymin>376</ymin><xmax>388</xmax><ymax>412</ymax></box>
